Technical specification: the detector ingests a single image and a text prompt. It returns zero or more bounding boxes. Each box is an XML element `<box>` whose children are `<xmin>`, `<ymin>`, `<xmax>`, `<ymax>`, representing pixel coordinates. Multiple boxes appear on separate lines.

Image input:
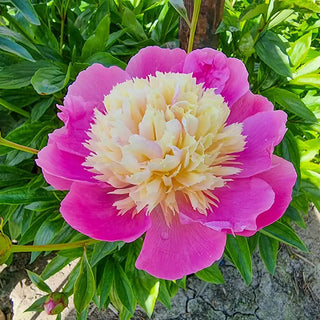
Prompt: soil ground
<box><xmin>1</xmin><ymin>207</ymin><xmax>319</xmax><ymax>320</ymax></box>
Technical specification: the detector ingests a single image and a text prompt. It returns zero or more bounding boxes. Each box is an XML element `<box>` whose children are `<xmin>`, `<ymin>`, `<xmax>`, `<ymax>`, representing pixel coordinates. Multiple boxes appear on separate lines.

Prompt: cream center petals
<box><xmin>83</xmin><ymin>72</ymin><xmax>246</xmax><ymax>223</ymax></box>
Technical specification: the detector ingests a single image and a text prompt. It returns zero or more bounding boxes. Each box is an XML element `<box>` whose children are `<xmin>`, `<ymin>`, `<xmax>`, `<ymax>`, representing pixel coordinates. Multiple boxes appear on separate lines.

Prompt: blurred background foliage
<box><xmin>0</xmin><ymin>0</ymin><xmax>319</xmax><ymax>319</ymax></box>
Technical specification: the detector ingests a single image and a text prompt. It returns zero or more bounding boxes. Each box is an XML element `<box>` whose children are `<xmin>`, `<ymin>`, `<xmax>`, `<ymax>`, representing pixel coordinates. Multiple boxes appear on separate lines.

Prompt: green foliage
<box><xmin>0</xmin><ymin>0</ymin><xmax>319</xmax><ymax>318</ymax></box>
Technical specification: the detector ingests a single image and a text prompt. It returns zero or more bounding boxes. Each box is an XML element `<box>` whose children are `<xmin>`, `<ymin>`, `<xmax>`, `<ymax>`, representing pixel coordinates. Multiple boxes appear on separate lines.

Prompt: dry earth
<box><xmin>1</xmin><ymin>207</ymin><xmax>319</xmax><ymax>320</ymax></box>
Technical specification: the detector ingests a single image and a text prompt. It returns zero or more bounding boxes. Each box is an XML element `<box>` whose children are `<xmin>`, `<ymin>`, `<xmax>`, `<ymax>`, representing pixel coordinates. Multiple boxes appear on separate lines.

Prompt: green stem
<box><xmin>0</xmin><ymin>135</ymin><xmax>39</xmax><ymax>154</ymax></box>
<box><xmin>187</xmin><ymin>0</ymin><xmax>202</xmax><ymax>53</ymax></box>
<box><xmin>11</xmin><ymin>239</ymin><xmax>100</xmax><ymax>253</ymax></box>
<box><xmin>59</xmin><ymin>14</ymin><xmax>65</xmax><ymax>55</ymax></box>
<box><xmin>59</xmin><ymin>0</ymin><xmax>71</xmax><ymax>55</ymax></box>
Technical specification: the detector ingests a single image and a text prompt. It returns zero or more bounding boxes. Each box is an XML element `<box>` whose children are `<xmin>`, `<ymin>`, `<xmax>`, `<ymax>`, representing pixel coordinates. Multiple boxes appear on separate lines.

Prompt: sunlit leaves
<box><xmin>255</xmin><ymin>31</ymin><xmax>292</xmax><ymax>78</ymax></box>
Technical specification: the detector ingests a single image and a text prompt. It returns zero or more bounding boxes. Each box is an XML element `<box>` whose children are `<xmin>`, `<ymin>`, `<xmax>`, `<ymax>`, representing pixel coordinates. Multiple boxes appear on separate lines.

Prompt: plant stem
<box><xmin>187</xmin><ymin>0</ymin><xmax>202</xmax><ymax>53</ymax></box>
<box><xmin>11</xmin><ymin>239</ymin><xmax>100</xmax><ymax>253</ymax></box>
<box><xmin>59</xmin><ymin>0</ymin><xmax>71</xmax><ymax>55</ymax></box>
<box><xmin>0</xmin><ymin>135</ymin><xmax>39</xmax><ymax>154</ymax></box>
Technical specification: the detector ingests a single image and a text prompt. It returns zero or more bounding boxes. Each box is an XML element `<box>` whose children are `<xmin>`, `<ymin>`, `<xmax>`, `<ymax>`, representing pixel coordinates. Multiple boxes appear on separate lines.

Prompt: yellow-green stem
<box><xmin>187</xmin><ymin>0</ymin><xmax>202</xmax><ymax>53</ymax></box>
<box><xmin>11</xmin><ymin>239</ymin><xmax>100</xmax><ymax>253</ymax></box>
<box><xmin>0</xmin><ymin>135</ymin><xmax>39</xmax><ymax>154</ymax></box>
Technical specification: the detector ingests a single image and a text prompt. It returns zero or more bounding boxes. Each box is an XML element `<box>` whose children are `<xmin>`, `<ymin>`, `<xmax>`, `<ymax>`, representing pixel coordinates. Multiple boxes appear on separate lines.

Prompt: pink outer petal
<box><xmin>179</xmin><ymin>178</ymin><xmax>275</xmax><ymax>234</ymax></box>
<box><xmin>60</xmin><ymin>182</ymin><xmax>151</xmax><ymax>242</ymax></box>
<box><xmin>41</xmin><ymin>169</ymin><xmax>73</xmax><ymax>190</ymax></box>
<box><xmin>67</xmin><ymin>64</ymin><xmax>131</xmax><ymax>108</ymax></box>
<box><xmin>235</xmin><ymin>110</ymin><xmax>287</xmax><ymax>178</ymax></box>
<box><xmin>183</xmin><ymin>48</ymin><xmax>249</xmax><ymax>106</ymax></box>
<box><xmin>136</xmin><ymin>206</ymin><xmax>226</xmax><ymax>280</ymax></box>
<box><xmin>126</xmin><ymin>46</ymin><xmax>187</xmax><ymax>78</ymax></box>
<box><xmin>36</xmin><ymin>142</ymin><xmax>94</xmax><ymax>190</ymax></box>
<box><xmin>51</xmin><ymin>96</ymin><xmax>94</xmax><ymax>157</ymax></box>
<box><xmin>52</xmin><ymin>66</ymin><xmax>131</xmax><ymax>157</ymax></box>
<box><xmin>236</xmin><ymin>155</ymin><xmax>297</xmax><ymax>237</ymax></box>
<box><xmin>227</xmin><ymin>91</ymin><xmax>274</xmax><ymax>124</ymax></box>
<box><xmin>220</xmin><ymin>57</ymin><xmax>249</xmax><ymax>106</ymax></box>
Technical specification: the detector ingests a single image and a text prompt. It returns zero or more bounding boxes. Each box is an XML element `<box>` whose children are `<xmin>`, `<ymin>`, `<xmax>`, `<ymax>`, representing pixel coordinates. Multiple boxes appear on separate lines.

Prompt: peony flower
<box><xmin>36</xmin><ymin>47</ymin><xmax>296</xmax><ymax>280</ymax></box>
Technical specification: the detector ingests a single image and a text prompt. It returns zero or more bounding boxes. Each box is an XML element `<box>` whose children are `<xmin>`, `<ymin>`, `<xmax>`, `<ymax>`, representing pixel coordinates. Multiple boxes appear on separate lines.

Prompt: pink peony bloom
<box><xmin>36</xmin><ymin>47</ymin><xmax>296</xmax><ymax>280</ymax></box>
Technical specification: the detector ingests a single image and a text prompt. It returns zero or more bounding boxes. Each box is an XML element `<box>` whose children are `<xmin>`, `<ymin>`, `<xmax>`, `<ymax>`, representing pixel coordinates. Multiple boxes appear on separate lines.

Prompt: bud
<box><xmin>0</xmin><ymin>218</ymin><xmax>12</xmax><ymax>264</ymax></box>
<box><xmin>44</xmin><ymin>292</ymin><xmax>68</xmax><ymax>315</ymax></box>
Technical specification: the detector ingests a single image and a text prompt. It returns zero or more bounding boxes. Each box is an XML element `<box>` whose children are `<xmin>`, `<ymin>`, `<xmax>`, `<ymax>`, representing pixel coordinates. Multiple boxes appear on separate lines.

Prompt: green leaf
<box><xmin>0</xmin><ymin>36</ymin><xmax>35</xmax><ymax>61</ymax></box>
<box><xmin>225</xmin><ymin>235</ymin><xmax>252</xmax><ymax>285</ymax></box>
<box><xmin>195</xmin><ymin>263</ymin><xmax>225</xmax><ymax>284</ymax></box>
<box><xmin>9</xmin><ymin>0</ymin><xmax>40</xmax><ymax>25</ymax></box>
<box><xmin>122</xmin><ymin>7</ymin><xmax>147</xmax><ymax>41</ymax></box>
<box><xmin>26</xmin><ymin>270</ymin><xmax>52</xmax><ymax>293</ymax></box>
<box><xmin>284</xmin><ymin>206</ymin><xmax>306</xmax><ymax>229</ymax></box>
<box><xmin>42</xmin><ymin>255</ymin><xmax>74</xmax><ymax>280</ymax></box>
<box><xmin>255</xmin><ymin>31</ymin><xmax>292</xmax><ymax>77</ymax></box>
<box><xmin>276</xmin><ymin>130</ymin><xmax>301</xmax><ymax>187</ymax></box>
<box><xmin>0</xmin><ymin>26</ymin><xmax>38</xmax><ymax>53</ymax></box>
<box><xmin>131</xmin><ymin>270</ymin><xmax>159</xmax><ymax>317</ymax></box>
<box><xmin>90</xmin><ymin>241</ymin><xmax>118</xmax><ymax>267</ymax></box>
<box><xmin>97</xmin><ymin>258</ymin><xmax>115</xmax><ymax>308</ymax></box>
<box><xmin>258</xmin><ymin>233</ymin><xmax>279</xmax><ymax>274</ymax></box>
<box><xmin>31</xmin><ymin>217</ymin><xmax>64</xmax><ymax>262</ymax></box>
<box><xmin>81</xmin><ymin>15</ymin><xmax>110</xmax><ymax>60</ymax></box>
<box><xmin>280</xmin><ymin>0</ymin><xmax>320</xmax><ymax>13</ymax></box>
<box><xmin>114</xmin><ymin>262</ymin><xmax>135</xmax><ymax>314</ymax></box>
<box><xmin>288</xmin><ymin>32</ymin><xmax>312</xmax><ymax>67</ymax></box>
<box><xmin>0</xmin><ymin>97</ymin><xmax>30</xmax><ymax>117</ymax></box>
<box><xmin>84</xmin><ymin>52</ymin><xmax>126</xmax><ymax>69</ymax></box>
<box><xmin>294</xmin><ymin>56</ymin><xmax>320</xmax><ymax>77</ymax></box>
<box><xmin>0</xmin><ymin>60</ymin><xmax>53</xmax><ymax>89</ymax></box>
<box><xmin>158</xmin><ymin>280</ymin><xmax>171</xmax><ymax>309</ymax></box>
<box><xmin>239</xmin><ymin>32</ymin><xmax>255</xmax><ymax>57</ymax></box>
<box><xmin>0</xmin><ymin>165</ymin><xmax>34</xmax><ymax>187</ymax></box>
<box><xmin>24</xmin><ymin>295</ymin><xmax>49</xmax><ymax>312</ymax></box>
<box><xmin>247</xmin><ymin>233</ymin><xmax>260</xmax><ymax>254</ymax></box>
<box><xmin>301</xmin><ymin>179</ymin><xmax>320</xmax><ymax>212</ymax></box>
<box><xmin>169</xmin><ymin>0</ymin><xmax>191</xmax><ymax>27</ymax></box>
<box><xmin>63</xmin><ymin>261</ymin><xmax>81</xmax><ymax>295</ymax></box>
<box><xmin>263</xmin><ymin>88</ymin><xmax>317</xmax><ymax>122</ymax></box>
<box><xmin>0</xmin><ymin>186</ymin><xmax>56</xmax><ymax>205</ymax></box>
<box><xmin>74</xmin><ymin>250</ymin><xmax>96</xmax><ymax>313</ymax></box>
<box><xmin>268</xmin><ymin>9</ymin><xmax>294</xmax><ymax>29</ymax></box>
<box><xmin>289</xmin><ymin>74</ymin><xmax>320</xmax><ymax>88</ymax></box>
<box><xmin>240</xmin><ymin>3</ymin><xmax>268</xmax><ymax>21</ymax></box>
<box><xmin>260</xmin><ymin>221</ymin><xmax>308</xmax><ymax>252</ymax></box>
<box><xmin>195</xmin><ymin>264</ymin><xmax>224</xmax><ymax>284</ymax></box>
<box><xmin>31</xmin><ymin>66</ymin><xmax>69</xmax><ymax>95</ymax></box>
<box><xmin>31</xmin><ymin>97</ymin><xmax>54</xmax><ymax>121</ymax></box>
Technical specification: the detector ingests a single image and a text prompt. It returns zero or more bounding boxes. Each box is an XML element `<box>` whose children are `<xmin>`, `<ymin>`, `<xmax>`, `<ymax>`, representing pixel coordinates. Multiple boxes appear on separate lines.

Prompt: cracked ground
<box><xmin>3</xmin><ymin>207</ymin><xmax>320</xmax><ymax>320</ymax></box>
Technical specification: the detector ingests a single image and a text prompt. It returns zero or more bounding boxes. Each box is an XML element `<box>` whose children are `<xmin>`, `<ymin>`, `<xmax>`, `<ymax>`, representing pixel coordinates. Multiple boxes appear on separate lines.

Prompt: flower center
<box><xmin>84</xmin><ymin>72</ymin><xmax>245</xmax><ymax>223</ymax></box>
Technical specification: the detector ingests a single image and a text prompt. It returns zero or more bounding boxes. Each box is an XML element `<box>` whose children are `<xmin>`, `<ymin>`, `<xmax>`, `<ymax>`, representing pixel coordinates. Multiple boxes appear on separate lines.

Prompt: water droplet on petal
<box><xmin>161</xmin><ymin>231</ymin><xmax>169</xmax><ymax>240</ymax></box>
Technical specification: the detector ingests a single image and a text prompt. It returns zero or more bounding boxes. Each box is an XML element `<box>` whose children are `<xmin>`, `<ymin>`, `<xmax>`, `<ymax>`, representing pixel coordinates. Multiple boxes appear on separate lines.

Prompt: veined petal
<box><xmin>126</xmin><ymin>46</ymin><xmax>187</xmax><ymax>78</ymax></box>
<box><xmin>179</xmin><ymin>178</ymin><xmax>275</xmax><ymax>234</ymax></box>
<box><xmin>67</xmin><ymin>64</ymin><xmax>131</xmax><ymax>108</ymax></box>
<box><xmin>235</xmin><ymin>110</ymin><xmax>287</xmax><ymax>178</ymax></box>
<box><xmin>220</xmin><ymin>57</ymin><xmax>249</xmax><ymax>106</ymax></box>
<box><xmin>60</xmin><ymin>182</ymin><xmax>151</xmax><ymax>242</ymax></box>
<box><xmin>135</xmin><ymin>206</ymin><xmax>226</xmax><ymax>280</ymax></box>
<box><xmin>205</xmin><ymin>178</ymin><xmax>275</xmax><ymax>233</ymax></box>
<box><xmin>236</xmin><ymin>155</ymin><xmax>296</xmax><ymax>236</ymax></box>
<box><xmin>183</xmin><ymin>48</ymin><xmax>249</xmax><ymax>106</ymax></box>
<box><xmin>36</xmin><ymin>142</ymin><xmax>93</xmax><ymax>190</ymax></box>
<box><xmin>227</xmin><ymin>91</ymin><xmax>274</xmax><ymax>124</ymax></box>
